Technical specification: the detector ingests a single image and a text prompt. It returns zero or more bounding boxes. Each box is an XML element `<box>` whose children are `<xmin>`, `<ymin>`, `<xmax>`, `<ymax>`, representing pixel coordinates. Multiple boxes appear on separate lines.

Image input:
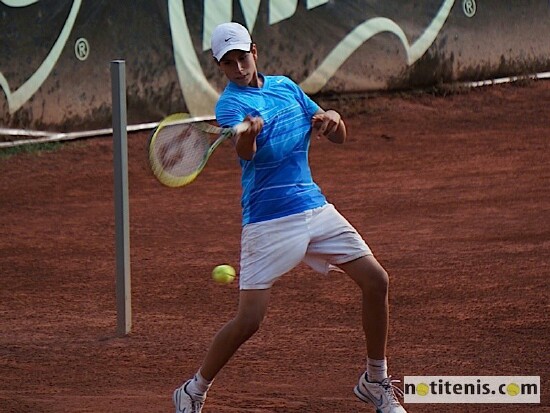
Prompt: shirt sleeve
<box><xmin>215</xmin><ymin>92</ymin><xmax>245</xmax><ymax>128</ymax></box>
<box><xmin>287</xmin><ymin>78</ymin><xmax>320</xmax><ymax>118</ymax></box>
<box><xmin>215</xmin><ymin>94</ymin><xmax>242</xmax><ymax>128</ymax></box>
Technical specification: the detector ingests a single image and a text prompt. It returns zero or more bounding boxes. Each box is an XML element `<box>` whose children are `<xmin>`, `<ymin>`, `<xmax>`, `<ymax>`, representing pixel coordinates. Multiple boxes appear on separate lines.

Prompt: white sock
<box><xmin>186</xmin><ymin>370</ymin><xmax>213</xmax><ymax>399</ymax></box>
<box><xmin>366</xmin><ymin>358</ymin><xmax>387</xmax><ymax>382</ymax></box>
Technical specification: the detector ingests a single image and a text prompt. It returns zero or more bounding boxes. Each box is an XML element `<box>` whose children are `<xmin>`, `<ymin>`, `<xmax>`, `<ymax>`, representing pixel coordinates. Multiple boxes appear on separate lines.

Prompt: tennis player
<box><xmin>173</xmin><ymin>22</ymin><xmax>407</xmax><ymax>413</ymax></box>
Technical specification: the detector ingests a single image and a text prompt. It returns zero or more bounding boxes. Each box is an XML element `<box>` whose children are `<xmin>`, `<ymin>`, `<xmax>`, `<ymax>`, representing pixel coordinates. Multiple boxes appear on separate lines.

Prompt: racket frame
<box><xmin>148</xmin><ymin>113</ymin><xmax>245</xmax><ymax>187</ymax></box>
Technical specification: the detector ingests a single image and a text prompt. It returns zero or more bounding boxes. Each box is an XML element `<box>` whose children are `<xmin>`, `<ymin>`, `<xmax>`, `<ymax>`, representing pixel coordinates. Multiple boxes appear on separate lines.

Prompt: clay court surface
<box><xmin>1</xmin><ymin>81</ymin><xmax>548</xmax><ymax>412</ymax></box>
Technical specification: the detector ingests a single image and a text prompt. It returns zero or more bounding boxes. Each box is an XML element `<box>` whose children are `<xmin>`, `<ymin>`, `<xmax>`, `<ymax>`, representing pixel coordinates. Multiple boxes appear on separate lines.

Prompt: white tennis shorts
<box><xmin>239</xmin><ymin>203</ymin><xmax>372</xmax><ymax>290</ymax></box>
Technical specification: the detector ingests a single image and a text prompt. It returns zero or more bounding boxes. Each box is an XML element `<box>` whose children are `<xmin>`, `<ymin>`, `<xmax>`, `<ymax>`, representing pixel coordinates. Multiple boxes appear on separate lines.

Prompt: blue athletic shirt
<box><xmin>215</xmin><ymin>74</ymin><xmax>327</xmax><ymax>225</ymax></box>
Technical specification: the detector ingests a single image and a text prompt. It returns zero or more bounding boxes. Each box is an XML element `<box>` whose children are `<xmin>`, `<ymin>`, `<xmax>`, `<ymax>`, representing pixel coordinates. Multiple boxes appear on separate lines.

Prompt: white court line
<box><xmin>1</xmin><ymin>72</ymin><xmax>548</xmax><ymax>149</ymax></box>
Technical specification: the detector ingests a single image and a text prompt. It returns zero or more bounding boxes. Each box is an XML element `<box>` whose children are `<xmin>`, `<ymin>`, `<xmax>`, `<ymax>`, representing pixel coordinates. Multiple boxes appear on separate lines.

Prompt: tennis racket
<box><xmin>148</xmin><ymin>113</ymin><xmax>248</xmax><ymax>187</ymax></box>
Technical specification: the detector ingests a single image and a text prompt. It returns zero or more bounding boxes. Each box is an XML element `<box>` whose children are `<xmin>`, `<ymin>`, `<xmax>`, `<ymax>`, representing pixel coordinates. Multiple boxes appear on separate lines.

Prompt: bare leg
<box><xmin>338</xmin><ymin>255</ymin><xmax>389</xmax><ymax>360</ymax></box>
<box><xmin>199</xmin><ymin>288</ymin><xmax>271</xmax><ymax>380</ymax></box>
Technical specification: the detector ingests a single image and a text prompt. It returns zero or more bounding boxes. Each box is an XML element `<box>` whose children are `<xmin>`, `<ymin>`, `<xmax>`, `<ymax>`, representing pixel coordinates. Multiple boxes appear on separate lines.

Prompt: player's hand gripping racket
<box><xmin>148</xmin><ymin>113</ymin><xmax>248</xmax><ymax>187</ymax></box>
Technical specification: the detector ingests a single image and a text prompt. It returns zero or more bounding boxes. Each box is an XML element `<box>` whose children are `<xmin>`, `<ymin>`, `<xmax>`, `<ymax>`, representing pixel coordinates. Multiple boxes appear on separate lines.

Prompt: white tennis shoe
<box><xmin>173</xmin><ymin>380</ymin><xmax>205</xmax><ymax>413</ymax></box>
<box><xmin>354</xmin><ymin>373</ymin><xmax>407</xmax><ymax>413</ymax></box>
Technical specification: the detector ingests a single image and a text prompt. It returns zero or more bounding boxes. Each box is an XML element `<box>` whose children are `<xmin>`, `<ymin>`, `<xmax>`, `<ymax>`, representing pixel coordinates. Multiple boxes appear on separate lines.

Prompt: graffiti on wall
<box><xmin>2</xmin><ymin>0</ymin><xmax>549</xmax><ymax>129</ymax></box>
<box><xmin>169</xmin><ymin>0</ymin><xmax>457</xmax><ymax>114</ymax></box>
<box><xmin>0</xmin><ymin>0</ymin><xmax>82</xmax><ymax>114</ymax></box>
<box><xmin>1</xmin><ymin>0</ymin><xmax>458</xmax><ymax>117</ymax></box>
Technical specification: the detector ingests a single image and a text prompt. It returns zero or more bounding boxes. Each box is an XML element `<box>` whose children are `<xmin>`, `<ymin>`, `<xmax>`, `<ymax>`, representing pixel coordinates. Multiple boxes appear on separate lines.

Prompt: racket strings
<box><xmin>152</xmin><ymin>124</ymin><xmax>211</xmax><ymax>177</ymax></box>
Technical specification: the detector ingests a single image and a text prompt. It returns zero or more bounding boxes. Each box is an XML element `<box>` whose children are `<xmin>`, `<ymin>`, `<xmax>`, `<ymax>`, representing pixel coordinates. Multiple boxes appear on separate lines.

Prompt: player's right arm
<box><xmin>235</xmin><ymin>115</ymin><xmax>263</xmax><ymax>160</ymax></box>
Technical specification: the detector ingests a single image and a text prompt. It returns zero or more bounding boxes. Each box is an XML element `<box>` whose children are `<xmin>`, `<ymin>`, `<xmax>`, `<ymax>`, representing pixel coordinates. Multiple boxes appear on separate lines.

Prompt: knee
<box><xmin>361</xmin><ymin>265</ymin><xmax>389</xmax><ymax>297</ymax></box>
<box><xmin>375</xmin><ymin>267</ymin><xmax>389</xmax><ymax>292</ymax></box>
<box><xmin>233</xmin><ymin>313</ymin><xmax>263</xmax><ymax>340</ymax></box>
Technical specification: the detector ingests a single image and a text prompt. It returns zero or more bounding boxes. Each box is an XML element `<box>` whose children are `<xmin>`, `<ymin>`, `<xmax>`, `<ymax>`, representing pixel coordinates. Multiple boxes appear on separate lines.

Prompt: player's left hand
<box><xmin>311</xmin><ymin>110</ymin><xmax>341</xmax><ymax>139</ymax></box>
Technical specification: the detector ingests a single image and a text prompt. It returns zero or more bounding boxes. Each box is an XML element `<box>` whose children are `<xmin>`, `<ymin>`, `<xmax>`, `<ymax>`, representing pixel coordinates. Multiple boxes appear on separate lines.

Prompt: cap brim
<box><xmin>214</xmin><ymin>43</ymin><xmax>251</xmax><ymax>61</ymax></box>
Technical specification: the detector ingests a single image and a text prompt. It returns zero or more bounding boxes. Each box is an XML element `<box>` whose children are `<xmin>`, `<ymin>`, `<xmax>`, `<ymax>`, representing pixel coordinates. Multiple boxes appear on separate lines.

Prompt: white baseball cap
<box><xmin>211</xmin><ymin>22</ymin><xmax>252</xmax><ymax>62</ymax></box>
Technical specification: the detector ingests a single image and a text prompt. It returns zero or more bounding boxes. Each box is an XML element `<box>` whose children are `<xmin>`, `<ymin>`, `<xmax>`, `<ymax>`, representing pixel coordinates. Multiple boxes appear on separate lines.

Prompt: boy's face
<box><xmin>218</xmin><ymin>44</ymin><xmax>259</xmax><ymax>87</ymax></box>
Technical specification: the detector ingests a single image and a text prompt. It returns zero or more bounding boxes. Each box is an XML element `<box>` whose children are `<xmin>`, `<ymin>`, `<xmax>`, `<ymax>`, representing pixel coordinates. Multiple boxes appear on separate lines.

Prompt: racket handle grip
<box><xmin>232</xmin><ymin>122</ymin><xmax>250</xmax><ymax>135</ymax></box>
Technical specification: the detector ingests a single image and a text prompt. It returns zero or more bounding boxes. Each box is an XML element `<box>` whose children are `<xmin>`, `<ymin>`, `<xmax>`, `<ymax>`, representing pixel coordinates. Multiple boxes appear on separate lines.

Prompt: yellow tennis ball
<box><xmin>506</xmin><ymin>383</ymin><xmax>520</xmax><ymax>396</ymax></box>
<box><xmin>417</xmin><ymin>383</ymin><xmax>429</xmax><ymax>396</ymax></box>
<box><xmin>212</xmin><ymin>264</ymin><xmax>236</xmax><ymax>284</ymax></box>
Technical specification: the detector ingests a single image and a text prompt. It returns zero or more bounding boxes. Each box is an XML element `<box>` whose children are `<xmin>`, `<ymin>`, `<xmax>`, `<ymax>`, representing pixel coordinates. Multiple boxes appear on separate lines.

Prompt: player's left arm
<box><xmin>311</xmin><ymin>109</ymin><xmax>347</xmax><ymax>144</ymax></box>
